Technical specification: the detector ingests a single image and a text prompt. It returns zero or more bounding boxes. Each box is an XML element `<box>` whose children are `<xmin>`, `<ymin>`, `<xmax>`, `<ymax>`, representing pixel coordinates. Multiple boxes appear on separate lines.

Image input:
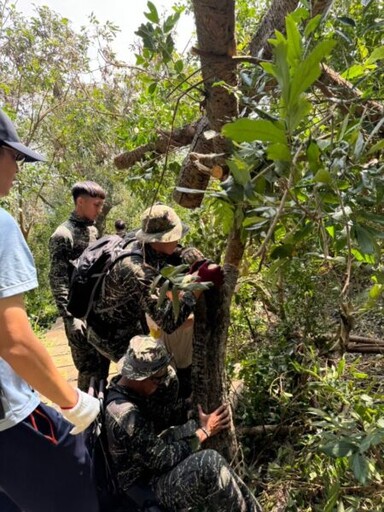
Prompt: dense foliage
<box><xmin>1</xmin><ymin>0</ymin><xmax>384</xmax><ymax>509</ymax></box>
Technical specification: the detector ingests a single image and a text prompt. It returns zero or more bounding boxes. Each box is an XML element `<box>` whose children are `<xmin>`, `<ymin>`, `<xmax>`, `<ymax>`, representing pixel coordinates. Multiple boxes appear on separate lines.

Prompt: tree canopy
<box><xmin>1</xmin><ymin>0</ymin><xmax>384</xmax><ymax>509</ymax></box>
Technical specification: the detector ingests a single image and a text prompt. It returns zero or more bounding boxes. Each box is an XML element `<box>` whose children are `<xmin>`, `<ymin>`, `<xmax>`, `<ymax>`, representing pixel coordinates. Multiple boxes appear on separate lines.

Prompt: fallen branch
<box><xmin>346</xmin><ymin>344</ymin><xmax>384</xmax><ymax>354</ymax></box>
<box><xmin>349</xmin><ymin>334</ymin><xmax>384</xmax><ymax>345</ymax></box>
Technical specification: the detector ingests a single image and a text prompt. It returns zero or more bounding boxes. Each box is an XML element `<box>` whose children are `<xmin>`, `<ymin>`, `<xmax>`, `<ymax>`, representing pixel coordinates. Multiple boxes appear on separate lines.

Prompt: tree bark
<box><xmin>113</xmin><ymin>122</ymin><xmax>198</xmax><ymax>170</ymax></box>
<box><xmin>318</xmin><ymin>64</ymin><xmax>384</xmax><ymax>126</ymax></box>
<box><xmin>192</xmin><ymin>264</ymin><xmax>240</xmax><ymax>460</ymax></box>
<box><xmin>173</xmin><ymin>117</ymin><xmax>213</xmax><ymax>208</ymax></box>
<box><xmin>191</xmin><ymin>0</ymin><xmax>238</xmax><ymax>131</ymax></box>
<box><xmin>173</xmin><ymin>0</ymin><xmax>238</xmax><ymax>208</ymax></box>
<box><xmin>249</xmin><ymin>0</ymin><xmax>299</xmax><ymax>60</ymax></box>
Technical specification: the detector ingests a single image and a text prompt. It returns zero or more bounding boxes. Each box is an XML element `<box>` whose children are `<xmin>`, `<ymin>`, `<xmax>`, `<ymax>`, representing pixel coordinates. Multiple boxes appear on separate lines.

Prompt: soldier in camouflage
<box><xmin>87</xmin><ymin>205</ymin><xmax>219</xmax><ymax>367</ymax></box>
<box><xmin>105</xmin><ymin>336</ymin><xmax>262</xmax><ymax>511</ymax></box>
<box><xmin>49</xmin><ymin>181</ymin><xmax>110</xmax><ymax>391</ymax></box>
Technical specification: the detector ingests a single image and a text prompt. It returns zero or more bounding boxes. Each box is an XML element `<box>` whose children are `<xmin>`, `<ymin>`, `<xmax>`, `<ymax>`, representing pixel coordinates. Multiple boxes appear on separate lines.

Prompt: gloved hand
<box><xmin>195</xmin><ymin>260</ymin><xmax>224</xmax><ymax>288</ymax></box>
<box><xmin>61</xmin><ymin>389</ymin><xmax>100</xmax><ymax>435</ymax></box>
<box><xmin>180</xmin><ymin>246</ymin><xmax>205</xmax><ymax>265</ymax></box>
<box><xmin>64</xmin><ymin>317</ymin><xmax>87</xmax><ymax>348</ymax></box>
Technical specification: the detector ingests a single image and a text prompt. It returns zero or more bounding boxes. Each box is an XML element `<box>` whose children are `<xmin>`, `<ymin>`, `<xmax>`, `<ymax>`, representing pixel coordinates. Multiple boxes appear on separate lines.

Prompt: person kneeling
<box><xmin>104</xmin><ymin>335</ymin><xmax>262</xmax><ymax>511</ymax></box>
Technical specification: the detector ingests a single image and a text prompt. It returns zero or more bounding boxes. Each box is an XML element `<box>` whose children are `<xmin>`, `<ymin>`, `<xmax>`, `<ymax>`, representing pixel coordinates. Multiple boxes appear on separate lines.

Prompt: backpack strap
<box><xmin>84</xmin><ymin>242</ymin><xmax>143</xmax><ymax>320</ymax></box>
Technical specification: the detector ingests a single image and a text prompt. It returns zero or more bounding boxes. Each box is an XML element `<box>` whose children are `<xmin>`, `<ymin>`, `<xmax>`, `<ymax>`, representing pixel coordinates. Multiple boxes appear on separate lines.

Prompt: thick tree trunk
<box><xmin>191</xmin><ymin>0</ymin><xmax>238</xmax><ymax>131</ymax></box>
<box><xmin>173</xmin><ymin>0</ymin><xmax>238</xmax><ymax>208</ymax></box>
<box><xmin>192</xmin><ymin>264</ymin><xmax>239</xmax><ymax>460</ymax></box>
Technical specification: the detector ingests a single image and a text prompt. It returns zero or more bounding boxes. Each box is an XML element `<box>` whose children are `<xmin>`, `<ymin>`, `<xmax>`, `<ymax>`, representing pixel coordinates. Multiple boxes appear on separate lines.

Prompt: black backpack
<box><xmin>67</xmin><ymin>231</ymin><xmax>141</xmax><ymax>320</ymax></box>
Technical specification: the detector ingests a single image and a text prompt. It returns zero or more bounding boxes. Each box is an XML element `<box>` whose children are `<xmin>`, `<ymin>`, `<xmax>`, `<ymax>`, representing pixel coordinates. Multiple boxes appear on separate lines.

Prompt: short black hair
<box><xmin>115</xmin><ymin>219</ymin><xmax>126</xmax><ymax>230</ymax></box>
<box><xmin>71</xmin><ymin>181</ymin><xmax>106</xmax><ymax>202</ymax></box>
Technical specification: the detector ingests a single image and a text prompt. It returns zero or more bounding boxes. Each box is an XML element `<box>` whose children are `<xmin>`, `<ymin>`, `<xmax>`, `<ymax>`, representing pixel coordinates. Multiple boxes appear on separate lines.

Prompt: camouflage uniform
<box><xmin>87</xmin><ymin>240</ymin><xmax>198</xmax><ymax>362</ymax></box>
<box><xmin>49</xmin><ymin>211</ymin><xmax>110</xmax><ymax>391</ymax></box>
<box><xmin>105</xmin><ymin>337</ymin><xmax>262</xmax><ymax>512</ymax></box>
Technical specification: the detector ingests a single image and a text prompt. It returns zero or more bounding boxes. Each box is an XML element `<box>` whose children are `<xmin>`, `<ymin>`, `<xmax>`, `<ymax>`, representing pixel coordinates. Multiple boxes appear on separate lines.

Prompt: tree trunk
<box><xmin>173</xmin><ymin>0</ymin><xmax>238</xmax><ymax>207</ymax></box>
<box><xmin>192</xmin><ymin>264</ymin><xmax>240</xmax><ymax>461</ymax></box>
<box><xmin>191</xmin><ymin>0</ymin><xmax>238</xmax><ymax>131</ymax></box>
<box><xmin>249</xmin><ymin>0</ymin><xmax>299</xmax><ymax>59</ymax></box>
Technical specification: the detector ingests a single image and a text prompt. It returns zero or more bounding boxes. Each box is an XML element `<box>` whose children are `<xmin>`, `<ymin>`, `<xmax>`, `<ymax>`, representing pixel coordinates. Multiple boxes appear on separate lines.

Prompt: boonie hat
<box><xmin>0</xmin><ymin>109</ymin><xmax>44</xmax><ymax>162</ymax></box>
<box><xmin>121</xmin><ymin>335</ymin><xmax>172</xmax><ymax>380</ymax></box>
<box><xmin>136</xmin><ymin>205</ymin><xmax>189</xmax><ymax>243</ymax></box>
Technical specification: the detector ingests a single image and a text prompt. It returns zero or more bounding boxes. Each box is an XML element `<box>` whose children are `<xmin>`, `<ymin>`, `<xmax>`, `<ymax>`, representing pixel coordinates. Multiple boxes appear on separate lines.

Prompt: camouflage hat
<box><xmin>121</xmin><ymin>335</ymin><xmax>172</xmax><ymax>380</ymax></box>
<box><xmin>136</xmin><ymin>205</ymin><xmax>189</xmax><ymax>243</ymax></box>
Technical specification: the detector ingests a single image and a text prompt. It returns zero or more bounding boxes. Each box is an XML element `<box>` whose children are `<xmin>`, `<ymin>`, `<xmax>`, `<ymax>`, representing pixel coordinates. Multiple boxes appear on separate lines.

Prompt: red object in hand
<box><xmin>196</xmin><ymin>260</ymin><xmax>224</xmax><ymax>288</ymax></box>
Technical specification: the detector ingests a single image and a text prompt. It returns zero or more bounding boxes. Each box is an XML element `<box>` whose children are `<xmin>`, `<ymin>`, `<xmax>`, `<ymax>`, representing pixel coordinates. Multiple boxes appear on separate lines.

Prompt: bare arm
<box><xmin>0</xmin><ymin>294</ymin><xmax>77</xmax><ymax>408</ymax></box>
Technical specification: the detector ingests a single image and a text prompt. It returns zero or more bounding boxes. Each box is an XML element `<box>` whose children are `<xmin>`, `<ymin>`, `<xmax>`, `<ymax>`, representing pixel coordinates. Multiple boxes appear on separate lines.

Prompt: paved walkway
<box><xmin>41</xmin><ymin>318</ymin><xmax>118</xmax><ymax>401</ymax></box>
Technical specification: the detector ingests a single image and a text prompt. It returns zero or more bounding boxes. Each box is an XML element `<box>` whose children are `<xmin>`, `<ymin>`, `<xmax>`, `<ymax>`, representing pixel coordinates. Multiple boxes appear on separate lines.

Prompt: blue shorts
<box><xmin>0</xmin><ymin>402</ymin><xmax>99</xmax><ymax>512</ymax></box>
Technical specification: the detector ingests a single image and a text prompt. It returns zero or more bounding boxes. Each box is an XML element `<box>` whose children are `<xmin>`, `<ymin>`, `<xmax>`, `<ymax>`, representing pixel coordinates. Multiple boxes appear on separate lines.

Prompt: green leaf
<box><xmin>221</xmin><ymin>176</ymin><xmax>244</xmax><ymax>203</ymax></box>
<box><xmin>157</xmin><ymin>280</ymin><xmax>169</xmax><ymax>308</ymax></box>
<box><xmin>171</xmin><ymin>291</ymin><xmax>180</xmax><ymax>321</ymax></box>
<box><xmin>324</xmin><ymin>481</ymin><xmax>340</xmax><ymax>512</ymax></box>
<box><xmin>148</xmin><ymin>82</ymin><xmax>157</xmax><ymax>94</ymax></box>
<box><xmin>222</xmin><ymin>119</ymin><xmax>286</xmax><ymax>144</ymax></box>
<box><xmin>267</xmin><ymin>142</ymin><xmax>291</xmax><ymax>162</ymax></box>
<box><xmin>368</xmin><ymin>283</ymin><xmax>383</xmax><ymax>299</ymax></box>
<box><xmin>228</xmin><ymin>159</ymin><xmax>251</xmax><ymax>186</ymax></box>
<box><xmin>286</xmin><ymin>15</ymin><xmax>302</xmax><ymax>67</ymax></box>
<box><xmin>368</xmin><ymin>139</ymin><xmax>384</xmax><ymax>154</ymax></box>
<box><xmin>353</xmin><ymin>224</ymin><xmax>378</xmax><ymax>255</ymax></box>
<box><xmin>286</xmin><ymin>97</ymin><xmax>312</xmax><ymax>132</ymax></box>
<box><xmin>322</xmin><ymin>439</ymin><xmax>356</xmax><ymax>458</ymax></box>
<box><xmin>174</xmin><ymin>59</ymin><xmax>183</xmax><ymax>73</ymax></box>
<box><xmin>351</xmin><ymin>249</ymin><xmax>375</xmax><ymax>264</ymax></box>
<box><xmin>337</xmin><ymin>16</ymin><xmax>356</xmax><ymax>27</ymax></box>
<box><xmin>144</xmin><ymin>1</ymin><xmax>160</xmax><ymax>24</ymax></box>
<box><xmin>307</xmin><ymin>141</ymin><xmax>321</xmax><ymax>171</ymax></box>
<box><xmin>350</xmin><ymin>453</ymin><xmax>368</xmax><ymax>484</ymax></box>
<box><xmin>163</xmin><ymin>12</ymin><xmax>180</xmax><ymax>33</ymax></box>
<box><xmin>290</xmin><ymin>40</ymin><xmax>335</xmax><ymax>103</ymax></box>
<box><xmin>304</xmin><ymin>15</ymin><xmax>322</xmax><ymax>38</ymax></box>
<box><xmin>314</xmin><ymin>169</ymin><xmax>332</xmax><ymax>184</ymax></box>
<box><xmin>342</xmin><ymin>64</ymin><xmax>365</xmax><ymax>80</ymax></box>
<box><xmin>270</xmin><ymin>244</ymin><xmax>295</xmax><ymax>259</ymax></box>
<box><xmin>366</xmin><ymin>46</ymin><xmax>384</xmax><ymax>64</ymax></box>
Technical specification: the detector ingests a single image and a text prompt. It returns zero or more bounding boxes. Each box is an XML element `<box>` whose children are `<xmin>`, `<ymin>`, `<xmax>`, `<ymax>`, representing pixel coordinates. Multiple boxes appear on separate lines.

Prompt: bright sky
<box><xmin>14</xmin><ymin>0</ymin><xmax>196</xmax><ymax>61</ymax></box>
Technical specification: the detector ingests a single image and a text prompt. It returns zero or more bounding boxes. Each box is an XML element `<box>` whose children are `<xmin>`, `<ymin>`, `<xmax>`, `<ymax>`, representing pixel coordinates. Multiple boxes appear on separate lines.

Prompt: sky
<box><xmin>14</xmin><ymin>0</ymin><xmax>196</xmax><ymax>61</ymax></box>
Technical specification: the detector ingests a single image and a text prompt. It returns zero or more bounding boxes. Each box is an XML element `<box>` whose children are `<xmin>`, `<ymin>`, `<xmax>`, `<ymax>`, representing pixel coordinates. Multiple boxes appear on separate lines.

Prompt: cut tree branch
<box><xmin>113</xmin><ymin>122</ymin><xmax>199</xmax><ymax>170</ymax></box>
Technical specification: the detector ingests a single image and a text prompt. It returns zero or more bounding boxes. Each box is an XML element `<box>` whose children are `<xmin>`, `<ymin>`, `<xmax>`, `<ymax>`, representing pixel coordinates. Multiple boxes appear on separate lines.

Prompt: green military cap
<box><xmin>136</xmin><ymin>204</ymin><xmax>189</xmax><ymax>243</ymax></box>
<box><xmin>121</xmin><ymin>335</ymin><xmax>172</xmax><ymax>380</ymax></box>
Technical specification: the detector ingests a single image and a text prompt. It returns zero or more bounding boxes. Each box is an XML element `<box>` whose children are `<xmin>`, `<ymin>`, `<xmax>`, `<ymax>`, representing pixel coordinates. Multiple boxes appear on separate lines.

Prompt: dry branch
<box><xmin>349</xmin><ymin>334</ymin><xmax>384</xmax><ymax>345</ymax></box>
<box><xmin>346</xmin><ymin>344</ymin><xmax>384</xmax><ymax>354</ymax></box>
<box><xmin>113</xmin><ymin>122</ymin><xmax>198</xmax><ymax>170</ymax></box>
<box><xmin>318</xmin><ymin>64</ymin><xmax>384</xmax><ymax>126</ymax></box>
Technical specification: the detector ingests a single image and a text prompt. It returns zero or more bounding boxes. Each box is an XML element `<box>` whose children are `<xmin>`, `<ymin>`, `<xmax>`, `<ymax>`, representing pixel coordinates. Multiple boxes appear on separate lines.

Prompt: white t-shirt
<box><xmin>0</xmin><ymin>207</ymin><xmax>40</xmax><ymax>431</ymax></box>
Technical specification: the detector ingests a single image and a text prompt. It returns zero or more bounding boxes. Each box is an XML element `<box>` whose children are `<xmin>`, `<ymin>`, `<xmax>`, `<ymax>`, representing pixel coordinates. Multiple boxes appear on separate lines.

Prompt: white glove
<box><xmin>61</xmin><ymin>388</ymin><xmax>100</xmax><ymax>435</ymax></box>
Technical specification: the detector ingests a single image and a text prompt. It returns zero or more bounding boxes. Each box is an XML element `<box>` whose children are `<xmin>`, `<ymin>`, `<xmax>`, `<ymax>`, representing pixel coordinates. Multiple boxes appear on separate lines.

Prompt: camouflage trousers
<box><xmin>152</xmin><ymin>449</ymin><xmax>262</xmax><ymax>512</ymax></box>
<box><xmin>64</xmin><ymin>318</ymin><xmax>110</xmax><ymax>392</ymax></box>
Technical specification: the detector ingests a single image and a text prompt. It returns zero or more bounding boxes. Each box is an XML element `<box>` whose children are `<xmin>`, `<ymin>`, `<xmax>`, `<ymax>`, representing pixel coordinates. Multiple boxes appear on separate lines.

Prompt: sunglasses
<box><xmin>2</xmin><ymin>145</ymin><xmax>25</xmax><ymax>163</ymax></box>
